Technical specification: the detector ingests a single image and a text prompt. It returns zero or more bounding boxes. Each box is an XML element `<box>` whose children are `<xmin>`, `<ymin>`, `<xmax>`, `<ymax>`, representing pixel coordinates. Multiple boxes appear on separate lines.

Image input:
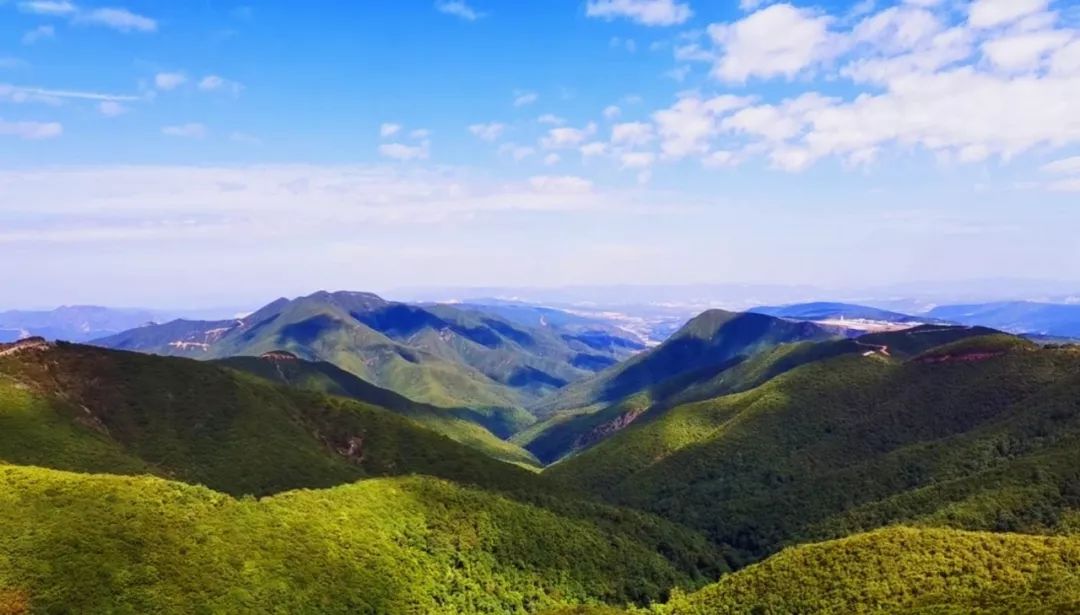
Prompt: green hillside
<box><xmin>216</xmin><ymin>353</ymin><xmax>540</xmax><ymax>467</ymax></box>
<box><xmin>0</xmin><ymin>464</ymin><xmax>724</xmax><ymax>614</ymax></box>
<box><xmin>656</xmin><ymin>527</ymin><xmax>1080</xmax><ymax>614</ymax></box>
<box><xmin>0</xmin><ymin>341</ymin><xmax>540</xmax><ymax>496</ymax></box>
<box><xmin>549</xmin><ymin>335</ymin><xmax>1080</xmax><ymax>564</ymax></box>
<box><xmin>518</xmin><ymin>311</ymin><xmax>838</xmax><ymax>463</ymax></box>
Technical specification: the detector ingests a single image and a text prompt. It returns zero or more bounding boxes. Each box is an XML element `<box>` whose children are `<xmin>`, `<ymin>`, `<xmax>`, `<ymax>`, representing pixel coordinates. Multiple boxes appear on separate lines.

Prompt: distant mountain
<box><xmin>750</xmin><ymin>301</ymin><xmax>927</xmax><ymax>324</ymax></box>
<box><xmin>217</xmin><ymin>352</ymin><xmax>539</xmax><ymax>467</ymax></box>
<box><xmin>93</xmin><ymin>291</ymin><xmax>644</xmax><ymax>435</ymax></box>
<box><xmin>928</xmin><ymin>301</ymin><xmax>1080</xmax><ymax>338</ymax></box>
<box><xmin>548</xmin><ymin>331</ymin><xmax>1080</xmax><ymax>565</ymax></box>
<box><xmin>517</xmin><ymin>310</ymin><xmax>838</xmax><ymax>463</ymax></box>
<box><xmin>0</xmin><ymin>306</ymin><xmax>162</xmax><ymax>342</ymax></box>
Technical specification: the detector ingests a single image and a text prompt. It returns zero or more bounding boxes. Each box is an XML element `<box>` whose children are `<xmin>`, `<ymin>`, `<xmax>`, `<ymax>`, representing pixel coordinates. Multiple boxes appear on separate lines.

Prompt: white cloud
<box><xmin>652</xmin><ymin>94</ymin><xmax>753</xmax><ymax>158</ymax></box>
<box><xmin>155</xmin><ymin>72</ymin><xmax>187</xmax><ymax>91</ymax></box>
<box><xmin>611</xmin><ymin>121</ymin><xmax>655</xmax><ymax>146</ymax></box>
<box><xmin>537</xmin><ymin>113</ymin><xmax>565</xmax><ymax>126</ymax></box>
<box><xmin>513</xmin><ymin>90</ymin><xmax>538</xmax><ymax>107</ymax></box>
<box><xmin>1042</xmin><ymin>156</ymin><xmax>1080</xmax><ymax>175</ymax></box>
<box><xmin>0</xmin><ymin>118</ymin><xmax>62</xmax><ymax>139</ymax></box>
<box><xmin>543</xmin><ymin>153</ymin><xmax>561</xmax><ymax>166</ymax></box>
<box><xmin>529</xmin><ymin>175</ymin><xmax>593</xmax><ymax>194</ymax></box>
<box><xmin>708</xmin><ymin>3</ymin><xmax>838</xmax><ymax>82</ymax></box>
<box><xmin>968</xmin><ymin>0</ymin><xmax>1049</xmax><ymax>30</ymax></box>
<box><xmin>22</xmin><ymin>25</ymin><xmax>55</xmax><ymax>44</ymax></box>
<box><xmin>541</xmin><ymin>124</ymin><xmax>597</xmax><ymax>149</ymax></box>
<box><xmin>162</xmin><ymin>123</ymin><xmax>207</xmax><ymax>139</ymax></box>
<box><xmin>435</xmin><ymin>0</ymin><xmax>485</xmax><ymax>21</ymax></box>
<box><xmin>198</xmin><ymin>75</ymin><xmax>243</xmax><ymax>95</ymax></box>
<box><xmin>98</xmin><ymin>100</ymin><xmax>127</xmax><ymax>117</ymax></box>
<box><xmin>78</xmin><ymin>7</ymin><xmax>157</xmax><ymax>32</ymax></box>
<box><xmin>17</xmin><ymin>1</ymin><xmax>76</xmax><ymax>15</ymax></box>
<box><xmin>380</xmin><ymin>123</ymin><xmax>402</xmax><ymax>138</ymax></box>
<box><xmin>1052</xmin><ymin>40</ymin><xmax>1080</xmax><ymax>75</ymax></box>
<box><xmin>580</xmin><ymin>142</ymin><xmax>609</xmax><ymax>157</ymax></box>
<box><xmin>585</xmin><ymin>0</ymin><xmax>692</xmax><ymax>26</ymax></box>
<box><xmin>702</xmin><ymin>150</ymin><xmax>739</xmax><ymax>168</ymax></box>
<box><xmin>379</xmin><ymin>141</ymin><xmax>430</xmax><ymax>161</ymax></box>
<box><xmin>0</xmin><ymin>84</ymin><xmax>139</xmax><ymax>104</ymax></box>
<box><xmin>468</xmin><ymin>122</ymin><xmax>505</xmax><ymax>141</ymax></box>
<box><xmin>602</xmin><ymin>105</ymin><xmax>621</xmax><ymax>120</ymax></box>
<box><xmin>620</xmin><ymin>151</ymin><xmax>655</xmax><ymax>169</ymax></box>
<box><xmin>17</xmin><ymin>2</ymin><xmax>156</xmax><ymax>33</ymax></box>
<box><xmin>981</xmin><ymin>30</ymin><xmax>1072</xmax><ymax>72</ymax></box>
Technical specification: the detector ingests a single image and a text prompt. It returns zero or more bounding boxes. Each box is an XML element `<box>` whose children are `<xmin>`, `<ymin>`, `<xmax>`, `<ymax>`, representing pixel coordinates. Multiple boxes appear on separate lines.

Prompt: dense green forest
<box><xmin>3</xmin><ymin>311</ymin><xmax>1080</xmax><ymax>613</ymax></box>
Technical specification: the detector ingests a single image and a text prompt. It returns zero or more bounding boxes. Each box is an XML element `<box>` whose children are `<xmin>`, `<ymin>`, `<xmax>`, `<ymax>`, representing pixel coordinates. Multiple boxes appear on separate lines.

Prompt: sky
<box><xmin>1</xmin><ymin>0</ymin><xmax>1080</xmax><ymax>308</ymax></box>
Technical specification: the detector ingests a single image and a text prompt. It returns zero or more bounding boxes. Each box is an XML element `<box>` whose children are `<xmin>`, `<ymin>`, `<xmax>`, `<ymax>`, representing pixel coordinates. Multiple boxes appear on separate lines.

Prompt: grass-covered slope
<box><xmin>654</xmin><ymin>527</ymin><xmax>1080</xmax><ymax>614</ymax></box>
<box><xmin>0</xmin><ymin>464</ymin><xmax>724</xmax><ymax>614</ymax></box>
<box><xmin>0</xmin><ymin>340</ymin><xmax>541</xmax><ymax>496</ymax></box>
<box><xmin>549</xmin><ymin>334</ymin><xmax>1080</xmax><ymax>563</ymax></box>
<box><xmin>217</xmin><ymin>353</ymin><xmax>540</xmax><ymax>467</ymax></box>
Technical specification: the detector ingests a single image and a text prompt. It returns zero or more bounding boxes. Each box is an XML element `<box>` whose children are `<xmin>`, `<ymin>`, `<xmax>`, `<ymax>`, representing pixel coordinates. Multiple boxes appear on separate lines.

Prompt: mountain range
<box><xmin>2</xmin><ymin>290</ymin><xmax>1080</xmax><ymax>613</ymax></box>
<box><xmin>92</xmin><ymin>291</ymin><xmax>646</xmax><ymax>438</ymax></box>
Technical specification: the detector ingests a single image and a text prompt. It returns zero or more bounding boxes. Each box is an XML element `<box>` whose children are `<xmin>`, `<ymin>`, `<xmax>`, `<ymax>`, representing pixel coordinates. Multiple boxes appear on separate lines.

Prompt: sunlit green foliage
<box><xmin>550</xmin><ymin>340</ymin><xmax>1080</xmax><ymax>564</ymax></box>
<box><xmin>0</xmin><ymin>464</ymin><xmax>721</xmax><ymax>614</ymax></box>
<box><xmin>656</xmin><ymin>527</ymin><xmax>1080</xmax><ymax>614</ymax></box>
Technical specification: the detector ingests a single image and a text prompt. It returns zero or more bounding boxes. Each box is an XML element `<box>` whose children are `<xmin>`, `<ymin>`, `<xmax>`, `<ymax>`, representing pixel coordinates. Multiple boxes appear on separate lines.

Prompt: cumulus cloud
<box><xmin>585</xmin><ymin>0</ymin><xmax>692</xmax><ymax>26</ymax></box>
<box><xmin>968</xmin><ymin>0</ymin><xmax>1049</xmax><ymax>30</ymax></box>
<box><xmin>198</xmin><ymin>75</ymin><xmax>243</xmax><ymax>95</ymax></box>
<box><xmin>707</xmin><ymin>3</ymin><xmax>839</xmax><ymax>82</ymax></box>
<box><xmin>541</xmin><ymin>124</ymin><xmax>598</xmax><ymax>149</ymax></box>
<box><xmin>380</xmin><ymin>123</ymin><xmax>402</xmax><ymax>138</ymax></box>
<box><xmin>155</xmin><ymin>72</ymin><xmax>187</xmax><ymax>91</ymax></box>
<box><xmin>529</xmin><ymin>175</ymin><xmax>593</xmax><ymax>194</ymax></box>
<box><xmin>379</xmin><ymin>141</ymin><xmax>430</xmax><ymax>161</ymax></box>
<box><xmin>611</xmin><ymin>121</ymin><xmax>656</xmax><ymax>146</ymax></box>
<box><xmin>621</xmin><ymin>0</ymin><xmax>1080</xmax><ymax>179</ymax></box>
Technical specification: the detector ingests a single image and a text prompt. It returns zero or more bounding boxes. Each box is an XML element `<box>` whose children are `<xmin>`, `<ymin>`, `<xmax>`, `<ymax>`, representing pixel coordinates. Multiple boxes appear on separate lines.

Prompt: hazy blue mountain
<box><xmin>0</xmin><ymin>306</ymin><xmax>163</xmax><ymax>342</ymax></box>
<box><xmin>928</xmin><ymin>301</ymin><xmax>1080</xmax><ymax>338</ymax></box>
<box><xmin>750</xmin><ymin>302</ymin><xmax>927</xmax><ymax>324</ymax></box>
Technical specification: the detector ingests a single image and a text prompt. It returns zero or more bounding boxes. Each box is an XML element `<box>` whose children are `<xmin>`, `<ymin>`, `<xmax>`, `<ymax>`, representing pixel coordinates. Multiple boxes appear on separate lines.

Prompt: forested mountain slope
<box><xmin>0</xmin><ymin>464</ymin><xmax>724</xmax><ymax>614</ymax></box>
<box><xmin>549</xmin><ymin>334</ymin><xmax>1080</xmax><ymax>565</ymax></box>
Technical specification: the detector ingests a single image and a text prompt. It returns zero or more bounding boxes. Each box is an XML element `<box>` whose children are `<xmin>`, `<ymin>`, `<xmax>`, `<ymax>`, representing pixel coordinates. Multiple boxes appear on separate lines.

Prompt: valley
<box><xmin>2</xmin><ymin>290</ymin><xmax>1079</xmax><ymax>613</ymax></box>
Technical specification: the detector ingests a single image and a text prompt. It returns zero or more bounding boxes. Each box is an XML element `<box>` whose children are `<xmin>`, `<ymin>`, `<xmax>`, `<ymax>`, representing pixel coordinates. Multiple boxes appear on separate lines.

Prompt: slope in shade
<box><xmin>519</xmin><ymin>310</ymin><xmax>838</xmax><ymax>463</ymax></box>
<box><xmin>216</xmin><ymin>352</ymin><xmax>540</xmax><ymax>467</ymax></box>
<box><xmin>0</xmin><ymin>341</ymin><xmax>539</xmax><ymax>496</ymax></box>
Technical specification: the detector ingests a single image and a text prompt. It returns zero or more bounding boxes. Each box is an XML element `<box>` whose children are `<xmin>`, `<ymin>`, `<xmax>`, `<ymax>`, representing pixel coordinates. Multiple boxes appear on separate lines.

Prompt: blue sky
<box><xmin>2</xmin><ymin>0</ymin><xmax>1080</xmax><ymax>308</ymax></box>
